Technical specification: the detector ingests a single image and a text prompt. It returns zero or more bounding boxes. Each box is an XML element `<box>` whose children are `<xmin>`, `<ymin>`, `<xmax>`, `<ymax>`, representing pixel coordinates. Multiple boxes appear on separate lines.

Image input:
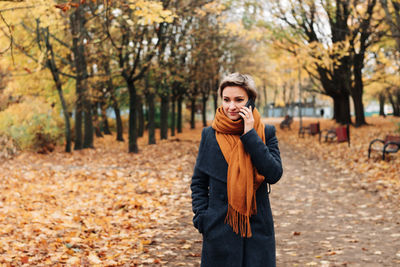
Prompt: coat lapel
<box><xmin>196</xmin><ymin>127</ymin><xmax>228</xmax><ymax>183</ymax></box>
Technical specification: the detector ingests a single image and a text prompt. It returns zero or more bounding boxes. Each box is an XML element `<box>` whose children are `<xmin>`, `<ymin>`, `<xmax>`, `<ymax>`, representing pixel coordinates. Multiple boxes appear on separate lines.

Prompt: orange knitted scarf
<box><xmin>212</xmin><ymin>106</ymin><xmax>265</xmax><ymax>237</ymax></box>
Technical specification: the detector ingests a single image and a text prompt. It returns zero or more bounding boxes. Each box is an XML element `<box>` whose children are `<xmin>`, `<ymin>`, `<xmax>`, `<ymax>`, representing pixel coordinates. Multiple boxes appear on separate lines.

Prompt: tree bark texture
<box><xmin>160</xmin><ymin>94</ymin><xmax>169</xmax><ymax>140</ymax></box>
<box><xmin>202</xmin><ymin>94</ymin><xmax>207</xmax><ymax>127</ymax></box>
<box><xmin>93</xmin><ymin>103</ymin><xmax>103</xmax><ymax>138</ymax></box>
<box><xmin>213</xmin><ymin>91</ymin><xmax>218</xmax><ymax>114</ymax></box>
<box><xmin>128</xmin><ymin>83</ymin><xmax>139</xmax><ymax>153</ymax></box>
<box><xmin>42</xmin><ymin>26</ymin><xmax>72</xmax><ymax>153</ymax></box>
<box><xmin>100</xmin><ymin>101</ymin><xmax>112</xmax><ymax>135</ymax></box>
<box><xmin>379</xmin><ymin>92</ymin><xmax>386</xmax><ymax>117</ymax></box>
<box><xmin>333</xmin><ymin>93</ymin><xmax>351</xmax><ymax>125</ymax></box>
<box><xmin>137</xmin><ymin>96</ymin><xmax>145</xmax><ymax>138</ymax></box>
<box><xmin>177</xmin><ymin>96</ymin><xmax>183</xmax><ymax>133</ymax></box>
<box><xmin>70</xmin><ymin>3</ymin><xmax>93</xmax><ymax>149</ymax></box>
<box><xmin>190</xmin><ymin>97</ymin><xmax>196</xmax><ymax>129</ymax></box>
<box><xmin>111</xmin><ymin>92</ymin><xmax>124</xmax><ymax>142</ymax></box>
<box><xmin>146</xmin><ymin>92</ymin><xmax>156</xmax><ymax>145</ymax></box>
<box><xmin>170</xmin><ymin>97</ymin><xmax>176</xmax><ymax>137</ymax></box>
<box><xmin>105</xmin><ymin>61</ymin><xmax>123</xmax><ymax>141</ymax></box>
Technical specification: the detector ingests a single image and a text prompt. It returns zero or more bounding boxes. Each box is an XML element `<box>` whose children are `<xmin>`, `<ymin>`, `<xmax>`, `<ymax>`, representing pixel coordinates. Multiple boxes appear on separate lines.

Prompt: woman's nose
<box><xmin>229</xmin><ymin>102</ymin><xmax>237</xmax><ymax>109</ymax></box>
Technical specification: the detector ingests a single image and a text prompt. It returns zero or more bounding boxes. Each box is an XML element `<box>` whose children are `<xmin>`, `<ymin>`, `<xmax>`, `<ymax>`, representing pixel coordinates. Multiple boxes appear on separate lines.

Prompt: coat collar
<box><xmin>196</xmin><ymin>127</ymin><xmax>228</xmax><ymax>183</ymax></box>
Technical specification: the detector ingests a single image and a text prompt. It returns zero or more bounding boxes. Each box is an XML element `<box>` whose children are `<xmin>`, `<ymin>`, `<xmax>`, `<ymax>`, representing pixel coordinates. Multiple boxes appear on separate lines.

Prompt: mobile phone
<box><xmin>240</xmin><ymin>98</ymin><xmax>255</xmax><ymax>120</ymax></box>
<box><xmin>245</xmin><ymin>98</ymin><xmax>255</xmax><ymax>110</ymax></box>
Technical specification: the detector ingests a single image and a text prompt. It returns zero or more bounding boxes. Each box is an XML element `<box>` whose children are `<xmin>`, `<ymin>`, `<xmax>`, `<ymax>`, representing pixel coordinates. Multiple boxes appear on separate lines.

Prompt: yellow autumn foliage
<box><xmin>129</xmin><ymin>0</ymin><xmax>175</xmax><ymax>25</ymax></box>
<box><xmin>0</xmin><ymin>97</ymin><xmax>64</xmax><ymax>151</ymax></box>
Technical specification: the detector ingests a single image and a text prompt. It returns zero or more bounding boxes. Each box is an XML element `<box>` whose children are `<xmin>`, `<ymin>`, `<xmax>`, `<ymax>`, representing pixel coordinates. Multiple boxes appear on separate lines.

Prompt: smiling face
<box><xmin>222</xmin><ymin>86</ymin><xmax>249</xmax><ymax>120</ymax></box>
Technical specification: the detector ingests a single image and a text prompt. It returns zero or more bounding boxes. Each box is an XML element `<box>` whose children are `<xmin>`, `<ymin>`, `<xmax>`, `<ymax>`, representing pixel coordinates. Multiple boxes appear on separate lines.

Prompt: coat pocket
<box><xmin>193</xmin><ymin>209</ymin><xmax>206</xmax><ymax>234</ymax></box>
<box><xmin>202</xmin><ymin>208</ymin><xmax>231</xmax><ymax>239</ymax></box>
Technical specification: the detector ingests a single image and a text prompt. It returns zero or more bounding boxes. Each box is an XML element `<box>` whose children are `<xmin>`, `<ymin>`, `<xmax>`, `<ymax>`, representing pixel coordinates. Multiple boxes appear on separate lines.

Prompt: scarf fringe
<box><xmin>225</xmin><ymin>204</ymin><xmax>252</xmax><ymax>238</ymax></box>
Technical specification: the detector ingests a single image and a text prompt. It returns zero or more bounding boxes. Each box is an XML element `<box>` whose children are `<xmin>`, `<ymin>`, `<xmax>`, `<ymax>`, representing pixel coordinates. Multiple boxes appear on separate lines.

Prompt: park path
<box><xmin>272</xmin><ymin>141</ymin><xmax>400</xmax><ymax>266</ymax></box>
<box><xmin>144</xmin><ymin>139</ymin><xmax>400</xmax><ymax>266</ymax></box>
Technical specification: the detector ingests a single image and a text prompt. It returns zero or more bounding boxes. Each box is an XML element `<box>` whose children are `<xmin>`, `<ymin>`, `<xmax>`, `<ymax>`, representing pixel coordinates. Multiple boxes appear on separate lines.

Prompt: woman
<box><xmin>191</xmin><ymin>73</ymin><xmax>283</xmax><ymax>267</ymax></box>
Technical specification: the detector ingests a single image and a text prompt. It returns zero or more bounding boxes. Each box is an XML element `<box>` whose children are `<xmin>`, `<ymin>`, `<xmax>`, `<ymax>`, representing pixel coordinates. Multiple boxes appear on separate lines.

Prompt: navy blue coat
<box><xmin>191</xmin><ymin>125</ymin><xmax>283</xmax><ymax>267</ymax></box>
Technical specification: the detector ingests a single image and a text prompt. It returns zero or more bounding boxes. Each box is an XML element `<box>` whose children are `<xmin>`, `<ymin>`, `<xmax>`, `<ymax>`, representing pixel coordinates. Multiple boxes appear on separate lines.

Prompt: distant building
<box><xmin>365</xmin><ymin>100</ymin><xmax>393</xmax><ymax>116</ymax></box>
<box><xmin>265</xmin><ymin>97</ymin><xmax>332</xmax><ymax>118</ymax></box>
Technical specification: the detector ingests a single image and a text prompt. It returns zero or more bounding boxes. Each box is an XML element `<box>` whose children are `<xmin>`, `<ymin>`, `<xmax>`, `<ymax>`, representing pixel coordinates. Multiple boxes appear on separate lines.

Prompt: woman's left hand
<box><xmin>239</xmin><ymin>106</ymin><xmax>254</xmax><ymax>135</ymax></box>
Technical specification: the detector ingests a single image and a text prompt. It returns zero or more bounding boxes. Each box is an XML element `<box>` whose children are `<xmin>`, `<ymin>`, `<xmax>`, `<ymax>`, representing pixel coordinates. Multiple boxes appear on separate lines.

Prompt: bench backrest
<box><xmin>281</xmin><ymin>115</ymin><xmax>293</xmax><ymax>126</ymax></box>
<box><xmin>309</xmin><ymin>123</ymin><xmax>320</xmax><ymax>134</ymax></box>
<box><xmin>385</xmin><ymin>135</ymin><xmax>400</xmax><ymax>144</ymax></box>
<box><xmin>336</xmin><ymin>125</ymin><xmax>349</xmax><ymax>142</ymax></box>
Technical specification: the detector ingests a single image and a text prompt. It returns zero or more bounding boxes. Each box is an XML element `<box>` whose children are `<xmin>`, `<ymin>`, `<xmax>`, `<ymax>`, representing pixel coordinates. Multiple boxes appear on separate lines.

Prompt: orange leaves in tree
<box><xmin>54</xmin><ymin>0</ymin><xmax>97</xmax><ymax>12</ymax></box>
<box><xmin>54</xmin><ymin>3</ymin><xmax>71</xmax><ymax>12</ymax></box>
<box><xmin>23</xmin><ymin>67</ymin><xmax>32</xmax><ymax>74</ymax></box>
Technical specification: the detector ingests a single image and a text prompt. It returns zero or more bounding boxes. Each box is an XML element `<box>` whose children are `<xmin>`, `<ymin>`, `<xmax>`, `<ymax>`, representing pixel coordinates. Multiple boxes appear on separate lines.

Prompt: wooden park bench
<box><xmin>299</xmin><ymin>122</ymin><xmax>320</xmax><ymax>138</ymax></box>
<box><xmin>368</xmin><ymin>135</ymin><xmax>400</xmax><ymax>160</ymax></box>
<box><xmin>319</xmin><ymin>124</ymin><xmax>350</xmax><ymax>147</ymax></box>
<box><xmin>280</xmin><ymin>115</ymin><xmax>293</xmax><ymax>130</ymax></box>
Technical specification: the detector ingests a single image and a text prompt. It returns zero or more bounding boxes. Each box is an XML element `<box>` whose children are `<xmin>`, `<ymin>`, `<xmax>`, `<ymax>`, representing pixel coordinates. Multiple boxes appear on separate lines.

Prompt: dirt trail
<box><xmin>273</xmin><ymin>141</ymin><xmax>400</xmax><ymax>266</ymax></box>
<box><xmin>144</xmin><ymin>140</ymin><xmax>400</xmax><ymax>266</ymax></box>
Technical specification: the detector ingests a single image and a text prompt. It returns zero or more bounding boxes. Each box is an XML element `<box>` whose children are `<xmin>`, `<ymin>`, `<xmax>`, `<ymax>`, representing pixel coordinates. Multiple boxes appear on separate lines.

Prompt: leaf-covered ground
<box><xmin>276</xmin><ymin>116</ymin><xmax>400</xmax><ymax>202</ymax></box>
<box><xmin>273</xmin><ymin>141</ymin><xmax>400</xmax><ymax>266</ymax></box>
<box><xmin>0</xmin><ymin>117</ymin><xmax>399</xmax><ymax>266</ymax></box>
<box><xmin>0</xmin><ymin>130</ymin><xmax>203</xmax><ymax>266</ymax></box>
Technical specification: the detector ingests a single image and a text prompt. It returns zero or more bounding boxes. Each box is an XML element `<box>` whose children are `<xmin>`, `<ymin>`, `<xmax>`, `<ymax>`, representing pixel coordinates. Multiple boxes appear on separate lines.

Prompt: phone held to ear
<box><xmin>240</xmin><ymin>98</ymin><xmax>255</xmax><ymax>121</ymax></box>
<box><xmin>245</xmin><ymin>98</ymin><xmax>255</xmax><ymax>110</ymax></box>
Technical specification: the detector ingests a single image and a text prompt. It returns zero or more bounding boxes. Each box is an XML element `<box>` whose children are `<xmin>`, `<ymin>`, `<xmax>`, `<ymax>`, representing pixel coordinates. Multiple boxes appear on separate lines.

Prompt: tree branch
<box><xmin>0</xmin><ymin>11</ymin><xmax>14</xmax><ymax>61</ymax></box>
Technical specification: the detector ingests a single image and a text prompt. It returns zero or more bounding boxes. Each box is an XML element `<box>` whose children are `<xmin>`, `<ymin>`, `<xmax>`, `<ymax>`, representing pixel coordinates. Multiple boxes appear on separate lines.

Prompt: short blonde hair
<box><xmin>218</xmin><ymin>73</ymin><xmax>258</xmax><ymax>100</ymax></box>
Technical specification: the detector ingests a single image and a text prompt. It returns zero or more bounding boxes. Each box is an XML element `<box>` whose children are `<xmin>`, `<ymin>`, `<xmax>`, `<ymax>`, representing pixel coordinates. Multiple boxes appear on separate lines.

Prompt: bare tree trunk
<box><xmin>100</xmin><ymin>100</ymin><xmax>112</xmax><ymax>135</ymax></box>
<box><xmin>190</xmin><ymin>98</ymin><xmax>196</xmax><ymax>129</ymax></box>
<box><xmin>93</xmin><ymin>102</ymin><xmax>103</xmax><ymax>138</ymax></box>
<box><xmin>170</xmin><ymin>97</ymin><xmax>176</xmax><ymax>137</ymax></box>
<box><xmin>333</xmin><ymin>93</ymin><xmax>352</xmax><ymax>124</ymax></box>
<box><xmin>74</xmin><ymin>107</ymin><xmax>83</xmax><ymax>149</ymax></box>
<box><xmin>202</xmin><ymin>94</ymin><xmax>207</xmax><ymax>127</ymax></box>
<box><xmin>105</xmin><ymin>60</ymin><xmax>123</xmax><ymax>141</ymax></box>
<box><xmin>70</xmin><ymin>3</ymin><xmax>93</xmax><ymax>149</ymax></box>
<box><xmin>42</xmin><ymin>26</ymin><xmax>72</xmax><ymax>152</ymax></box>
<box><xmin>351</xmin><ymin>89</ymin><xmax>366</xmax><ymax>126</ymax></box>
<box><xmin>213</xmin><ymin>92</ymin><xmax>218</xmax><ymax>113</ymax></box>
<box><xmin>128</xmin><ymin>83</ymin><xmax>138</xmax><ymax>153</ymax></box>
<box><xmin>282</xmin><ymin>84</ymin><xmax>288</xmax><ymax>116</ymax></box>
<box><xmin>146</xmin><ymin>92</ymin><xmax>156</xmax><ymax>144</ymax></box>
<box><xmin>177</xmin><ymin>96</ymin><xmax>183</xmax><ymax>133</ymax></box>
<box><xmin>83</xmin><ymin>98</ymin><xmax>94</xmax><ymax>148</ymax></box>
<box><xmin>160</xmin><ymin>94</ymin><xmax>169</xmax><ymax>140</ymax></box>
<box><xmin>57</xmin><ymin>84</ymin><xmax>72</xmax><ymax>153</ymax></box>
<box><xmin>396</xmin><ymin>89</ymin><xmax>400</xmax><ymax>116</ymax></box>
<box><xmin>137</xmin><ymin>95</ymin><xmax>144</xmax><ymax>138</ymax></box>
<box><xmin>110</xmin><ymin>93</ymin><xmax>123</xmax><ymax>141</ymax></box>
<box><xmin>389</xmin><ymin>88</ymin><xmax>400</xmax><ymax>116</ymax></box>
<box><xmin>379</xmin><ymin>92</ymin><xmax>386</xmax><ymax>117</ymax></box>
